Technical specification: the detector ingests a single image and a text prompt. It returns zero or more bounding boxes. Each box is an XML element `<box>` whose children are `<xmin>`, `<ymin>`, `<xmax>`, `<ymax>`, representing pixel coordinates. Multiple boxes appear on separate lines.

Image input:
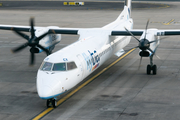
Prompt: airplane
<box><xmin>1</xmin><ymin>0</ymin><xmax>180</xmax><ymax>108</ymax></box>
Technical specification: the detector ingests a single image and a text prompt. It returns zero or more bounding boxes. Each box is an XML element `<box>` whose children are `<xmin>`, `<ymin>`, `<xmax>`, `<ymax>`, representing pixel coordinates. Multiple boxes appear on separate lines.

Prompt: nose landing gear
<box><xmin>46</xmin><ymin>98</ymin><xmax>57</xmax><ymax>108</ymax></box>
<box><xmin>147</xmin><ymin>55</ymin><xmax>157</xmax><ymax>75</ymax></box>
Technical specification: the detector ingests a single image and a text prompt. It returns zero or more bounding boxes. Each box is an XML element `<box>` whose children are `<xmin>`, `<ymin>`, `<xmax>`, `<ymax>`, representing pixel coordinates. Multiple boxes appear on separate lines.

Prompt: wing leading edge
<box><xmin>111</xmin><ymin>30</ymin><xmax>144</xmax><ymax>36</ymax></box>
<box><xmin>111</xmin><ymin>29</ymin><xmax>180</xmax><ymax>36</ymax></box>
<box><xmin>48</xmin><ymin>29</ymin><xmax>78</xmax><ymax>35</ymax></box>
<box><xmin>0</xmin><ymin>24</ymin><xmax>79</xmax><ymax>35</ymax></box>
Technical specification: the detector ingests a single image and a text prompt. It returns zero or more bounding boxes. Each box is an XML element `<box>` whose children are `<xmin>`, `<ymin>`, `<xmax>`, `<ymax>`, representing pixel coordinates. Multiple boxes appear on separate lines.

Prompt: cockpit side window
<box><xmin>52</xmin><ymin>63</ymin><xmax>66</xmax><ymax>71</ymax></box>
<box><xmin>67</xmin><ymin>62</ymin><xmax>77</xmax><ymax>70</ymax></box>
<box><xmin>41</xmin><ymin>62</ymin><xmax>53</xmax><ymax>71</ymax></box>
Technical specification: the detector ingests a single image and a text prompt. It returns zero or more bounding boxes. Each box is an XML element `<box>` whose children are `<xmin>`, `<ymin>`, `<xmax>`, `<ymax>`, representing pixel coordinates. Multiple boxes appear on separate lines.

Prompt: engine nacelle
<box><xmin>35</xmin><ymin>26</ymin><xmax>62</xmax><ymax>53</ymax></box>
<box><xmin>139</xmin><ymin>51</ymin><xmax>150</xmax><ymax>57</ymax></box>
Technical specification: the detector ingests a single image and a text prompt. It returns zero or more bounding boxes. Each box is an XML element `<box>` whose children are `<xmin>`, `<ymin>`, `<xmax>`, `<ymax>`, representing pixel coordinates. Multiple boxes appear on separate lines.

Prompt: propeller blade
<box><xmin>30</xmin><ymin>18</ymin><xmax>35</xmax><ymax>38</ymax></box>
<box><xmin>149</xmin><ymin>40</ymin><xmax>158</xmax><ymax>44</ymax></box>
<box><xmin>36</xmin><ymin>32</ymin><xmax>49</xmax><ymax>42</ymax></box>
<box><xmin>124</xmin><ymin>27</ymin><xmax>140</xmax><ymax>42</ymax></box>
<box><xmin>144</xmin><ymin>19</ymin><xmax>150</xmax><ymax>39</ymax></box>
<box><xmin>11</xmin><ymin>42</ymin><xmax>29</xmax><ymax>53</ymax></box>
<box><xmin>30</xmin><ymin>47</ymin><xmax>35</xmax><ymax>65</ymax></box>
<box><xmin>13</xmin><ymin>30</ymin><xmax>29</xmax><ymax>41</ymax></box>
<box><xmin>138</xmin><ymin>57</ymin><xmax>142</xmax><ymax>70</ymax></box>
<box><xmin>37</xmin><ymin>44</ymin><xmax>50</xmax><ymax>55</ymax></box>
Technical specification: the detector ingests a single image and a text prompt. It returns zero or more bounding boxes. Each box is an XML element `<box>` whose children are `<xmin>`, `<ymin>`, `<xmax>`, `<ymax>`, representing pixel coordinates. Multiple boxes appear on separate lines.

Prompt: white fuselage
<box><xmin>37</xmin><ymin>6</ymin><xmax>133</xmax><ymax>99</ymax></box>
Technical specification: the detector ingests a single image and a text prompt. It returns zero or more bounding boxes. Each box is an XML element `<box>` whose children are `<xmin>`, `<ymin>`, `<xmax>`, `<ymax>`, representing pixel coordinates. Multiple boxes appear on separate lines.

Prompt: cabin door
<box><xmin>77</xmin><ymin>54</ymin><xmax>86</xmax><ymax>78</ymax></box>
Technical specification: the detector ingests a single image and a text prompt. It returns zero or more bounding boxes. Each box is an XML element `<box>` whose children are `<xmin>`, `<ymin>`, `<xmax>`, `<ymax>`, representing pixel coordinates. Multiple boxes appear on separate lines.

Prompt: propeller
<box><xmin>11</xmin><ymin>18</ymin><xmax>50</xmax><ymax>65</ymax></box>
<box><xmin>125</xmin><ymin>19</ymin><xmax>158</xmax><ymax>68</ymax></box>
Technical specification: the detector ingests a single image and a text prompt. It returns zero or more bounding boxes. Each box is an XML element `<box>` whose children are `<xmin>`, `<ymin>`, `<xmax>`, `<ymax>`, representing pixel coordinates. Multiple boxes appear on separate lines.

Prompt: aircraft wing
<box><xmin>111</xmin><ymin>29</ymin><xmax>144</xmax><ymax>36</ymax></box>
<box><xmin>48</xmin><ymin>28</ymin><xmax>78</xmax><ymax>35</ymax></box>
<box><xmin>1</xmin><ymin>24</ymin><xmax>180</xmax><ymax>36</ymax></box>
<box><xmin>155</xmin><ymin>30</ymin><xmax>180</xmax><ymax>36</ymax></box>
<box><xmin>0</xmin><ymin>24</ymin><xmax>79</xmax><ymax>35</ymax></box>
<box><xmin>0</xmin><ymin>24</ymin><xmax>32</xmax><ymax>32</ymax></box>
<box><xmin>111</xmin><ymin>29</ymin><xmax>180</xmax><ymax>36</ymax></box>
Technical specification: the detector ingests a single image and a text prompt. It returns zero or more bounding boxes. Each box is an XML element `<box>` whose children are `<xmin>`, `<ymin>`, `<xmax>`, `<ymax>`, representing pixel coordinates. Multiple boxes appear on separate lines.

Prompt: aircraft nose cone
<box><xmin>38</xmin><ymin>85</ymin><xmax>53</xmax><ymax>99</ymax></box>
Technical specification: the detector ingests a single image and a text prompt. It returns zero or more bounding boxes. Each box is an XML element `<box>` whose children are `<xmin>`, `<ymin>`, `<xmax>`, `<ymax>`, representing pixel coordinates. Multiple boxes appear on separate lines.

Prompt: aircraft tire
<box><xmin>147</xmin><ymin>64</ymin><xmax>151</xmax><ymax>75</ymax></box>
<box><xmin>152</xmin><ymin>65</ymin><xmax>157</xmax><ymax>75</ymax></box>
<box><xmin>52</xmin><ymin>99</ymin><xmax>57</xmax><ymax>108</ymax></box>
<box><xmin>46</xmin><ymin>99</ymin><xmax>51</xmax><ymax>108</ymax></box>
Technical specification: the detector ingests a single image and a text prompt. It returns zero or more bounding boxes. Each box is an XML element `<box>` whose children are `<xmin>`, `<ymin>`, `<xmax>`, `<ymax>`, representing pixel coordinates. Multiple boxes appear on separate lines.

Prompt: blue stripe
<box><xmin>39</xmin><ymin>46</ymin><xmax>50</xmax><ymax>53</ymax></box>
<box><xmin>40</xmin><ymin>91</ymin><xmax>67</xmax><ymax>100</ymax></box>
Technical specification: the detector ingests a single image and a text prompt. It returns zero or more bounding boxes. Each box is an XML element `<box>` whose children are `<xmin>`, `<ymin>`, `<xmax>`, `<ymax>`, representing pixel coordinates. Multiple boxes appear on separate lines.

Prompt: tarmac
<box><xmin>0</xmin><ymin>1</ymin><xmax>170</xmax><ymax>10</ymax></box>
<box><xmin>0</xmin><ymin>1</ymin><xmax>180</xmax><ymax>120</ymax></box>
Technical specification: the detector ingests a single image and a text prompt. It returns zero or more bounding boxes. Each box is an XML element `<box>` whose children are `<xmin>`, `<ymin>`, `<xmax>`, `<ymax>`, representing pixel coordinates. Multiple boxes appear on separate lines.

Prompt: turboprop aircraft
<box><xmin>1</xmin><ymin>0</ymin><xmax>180</xmax><ymax>107</ymax></box>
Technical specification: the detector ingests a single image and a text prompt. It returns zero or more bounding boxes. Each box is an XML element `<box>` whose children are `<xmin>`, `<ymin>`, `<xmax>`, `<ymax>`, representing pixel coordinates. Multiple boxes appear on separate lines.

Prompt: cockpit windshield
<box><xmin>40</xmin><ymin>62</ymin><xmax>53</xmax><ymax>71</ymax></box>
<box><xmin>52</xmin><ymin>63</ymin><xmax>66</xmax><ymax>71</ymax></box>
<box><xmin>40</xmin><ymin>61</ymin><xmax>77</xmax><ymax>71</ymax></box>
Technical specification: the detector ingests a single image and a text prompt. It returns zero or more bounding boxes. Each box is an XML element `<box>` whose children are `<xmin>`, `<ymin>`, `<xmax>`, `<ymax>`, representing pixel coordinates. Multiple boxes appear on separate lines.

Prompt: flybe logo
<box><xmin>82</xmin><ymin>50</ymin><xmax>100</xmax><ymax>72</ymax></box>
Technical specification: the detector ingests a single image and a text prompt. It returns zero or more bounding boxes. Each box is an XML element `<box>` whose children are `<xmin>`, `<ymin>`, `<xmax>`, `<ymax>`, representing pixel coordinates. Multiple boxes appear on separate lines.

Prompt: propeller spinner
<box><xmin>11</xmin><ymin>18</ymin><xmax>50</xmax><ymax>65</ymax></box>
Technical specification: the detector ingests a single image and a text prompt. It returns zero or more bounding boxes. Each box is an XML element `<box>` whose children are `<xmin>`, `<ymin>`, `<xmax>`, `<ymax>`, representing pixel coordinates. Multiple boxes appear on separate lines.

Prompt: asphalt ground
<box><xmin>0</xmin><ymin>1</ymin><xmax>180</xmax><ymax>120</ymax></box>
<box><xmin>0</xmin><ymin>1</ymin><xmax>170</xmax><ymax>10</ymax></box>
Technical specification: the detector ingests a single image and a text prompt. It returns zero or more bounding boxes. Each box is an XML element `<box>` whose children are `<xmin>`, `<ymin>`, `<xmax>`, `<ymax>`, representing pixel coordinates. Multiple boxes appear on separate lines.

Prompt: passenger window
<box><xmin>67</xmin><ymin>62</ymin><xmax>77</xmax><ymax>70</ymax></box>
<box><xmin>53</xmin><ymin>63</ymin><xmax>66</xmax><ymax>71</ymax></box>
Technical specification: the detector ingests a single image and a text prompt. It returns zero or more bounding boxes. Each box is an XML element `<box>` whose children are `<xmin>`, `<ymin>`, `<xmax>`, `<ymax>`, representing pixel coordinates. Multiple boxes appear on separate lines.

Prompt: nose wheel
<box><xmin>146</xmin><ymin>56</ymin><xmax>157</xmax><ymax>75</ymax></box>
<box><xmin>147</xmin><ymin>64</ymin><xmax>157</xmax><ymax>75</ymax></box>
<box><xmin>46</xmin><ymin>98</ymin><xmax>57</xmax><ymax>108</ymax></box>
